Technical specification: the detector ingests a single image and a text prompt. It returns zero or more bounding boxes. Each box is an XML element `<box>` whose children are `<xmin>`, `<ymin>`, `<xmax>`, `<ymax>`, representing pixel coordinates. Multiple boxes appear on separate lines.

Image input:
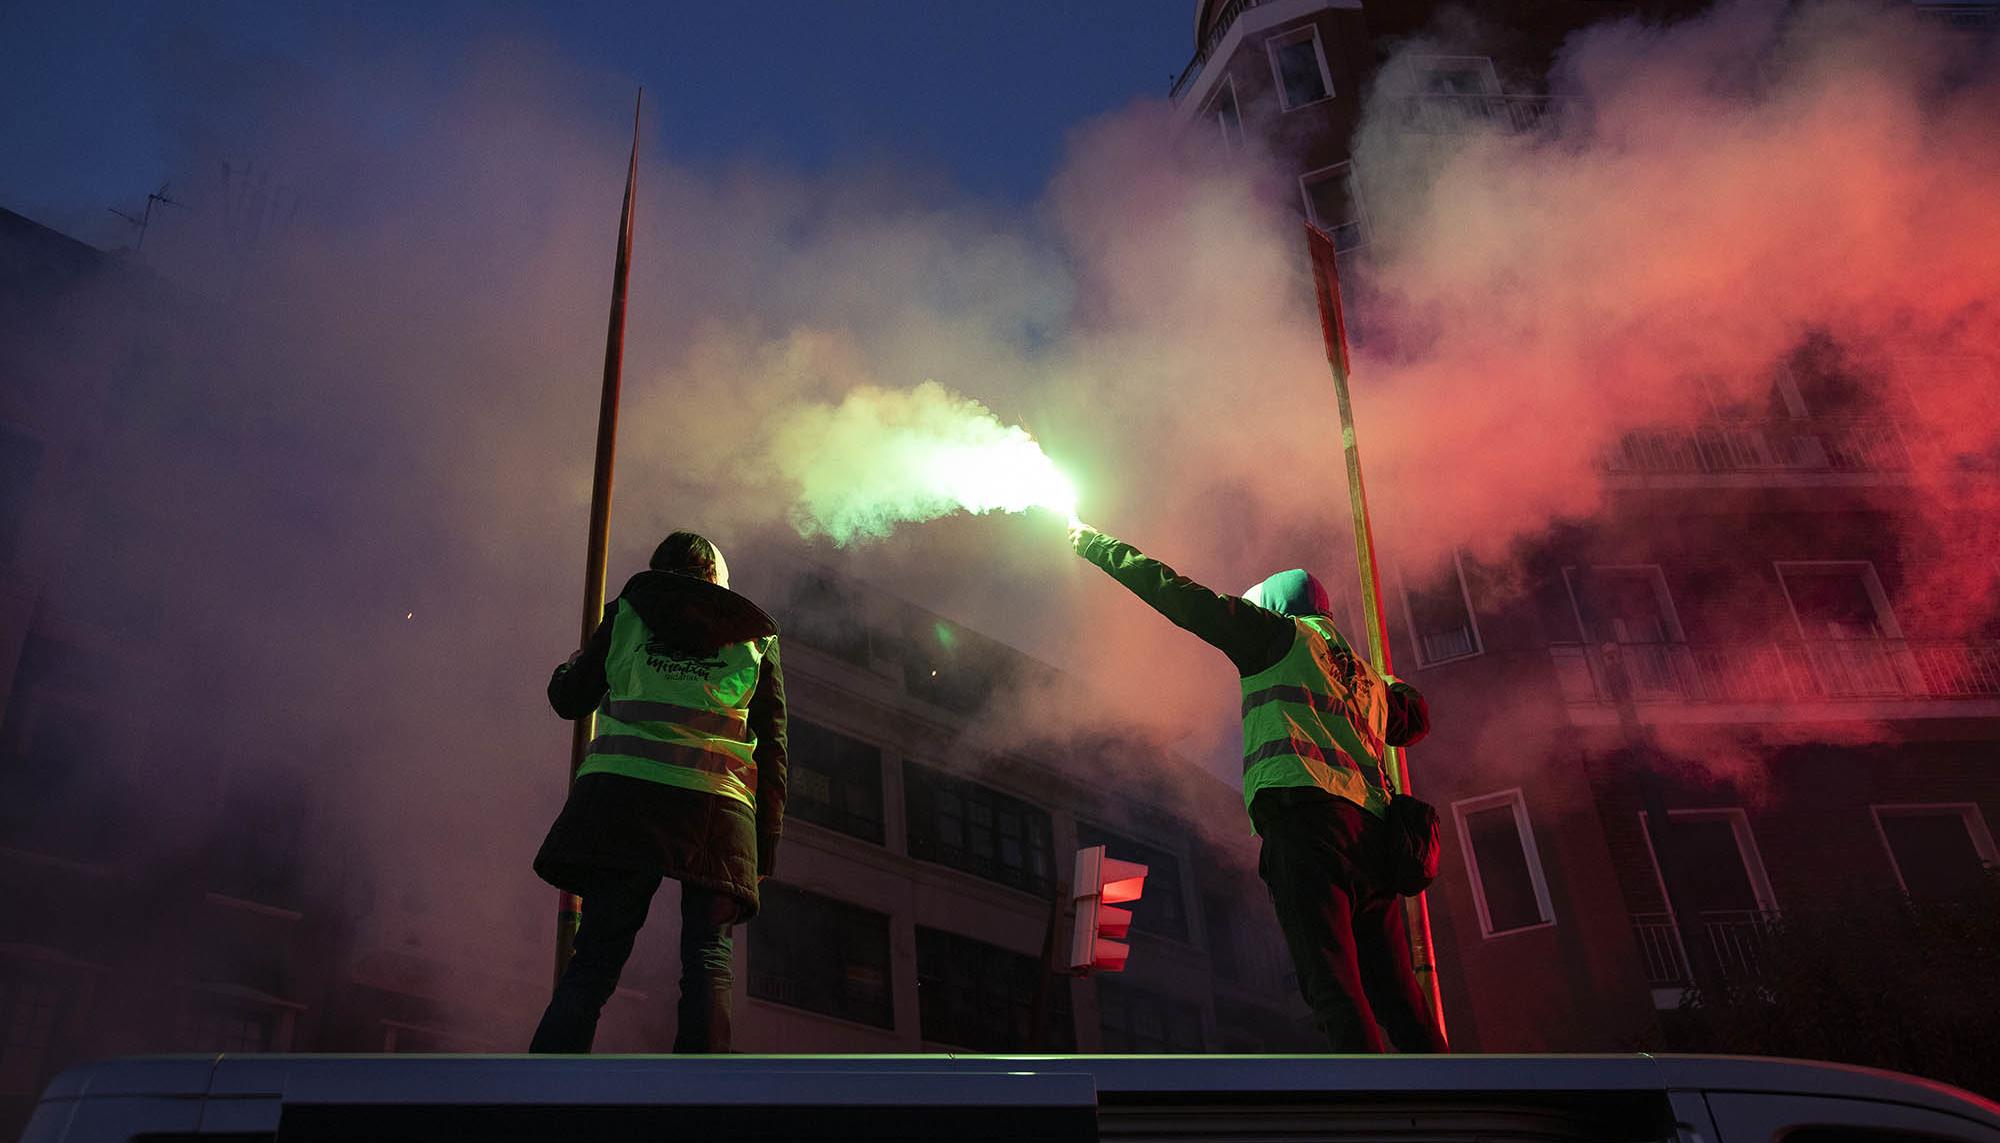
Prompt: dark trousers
<box><xmin>1253</xmin><ymin>792</ymin><xmax>1448</xmax><ymax>1054</ymax></box>
<box><xmin>529</xmin><ymin>871</ymin><xmax>741</xmax><ymax>1053</ymax></box>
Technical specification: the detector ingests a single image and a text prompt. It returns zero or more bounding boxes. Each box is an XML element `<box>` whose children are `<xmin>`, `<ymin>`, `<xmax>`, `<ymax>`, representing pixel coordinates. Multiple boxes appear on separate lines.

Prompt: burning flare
<box><xmin>770</xmin><ymin>379</ymin><xmax>1077</xmax><ymax>546</ymax></box>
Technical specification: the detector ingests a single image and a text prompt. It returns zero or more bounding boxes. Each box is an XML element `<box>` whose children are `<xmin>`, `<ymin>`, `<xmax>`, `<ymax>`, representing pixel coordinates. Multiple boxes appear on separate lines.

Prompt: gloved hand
<box><xmin>1067</xmin><ymin>516</ymin><xmax>1098</xmax><ymax>552</ymax></box>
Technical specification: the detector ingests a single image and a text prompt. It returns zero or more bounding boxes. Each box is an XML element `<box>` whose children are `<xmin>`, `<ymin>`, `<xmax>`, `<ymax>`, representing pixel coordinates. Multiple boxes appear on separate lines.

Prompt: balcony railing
<box><xmin>1552</xmin><ymin>640</ymin><xmax>2000</xmax><ymax>707</ymax></box>
<box><xmin>1631</xmin><ymin>909</ymin><xmax>1778</xmax><ymax>987</ymax></box>
<box><xmin>1171</xmin><ymin>0</ymin><xmax>1278</xmax><ymax>100</ymax></box>
<box><xmin>1604</xmin><ymin>418</ymin><xmax>1914</xmax><ymax>476</ymax></box>
<box><xmin>1387</xmin><ymin>94</ymin><xmax>1569</xmax><ymax>134</ymax></box>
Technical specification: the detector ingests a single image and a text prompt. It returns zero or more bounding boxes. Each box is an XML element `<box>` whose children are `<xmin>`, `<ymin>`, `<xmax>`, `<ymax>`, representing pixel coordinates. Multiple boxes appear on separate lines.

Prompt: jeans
<box><xmin>529</xmin><ymin>871</ymin><xmax>741</xmax><ymax>1053</ymax></box>
<box><xmin>1253</xmin><ymin>792</ymin><xmax>1448</xmax><ymax>1054</ymax></box>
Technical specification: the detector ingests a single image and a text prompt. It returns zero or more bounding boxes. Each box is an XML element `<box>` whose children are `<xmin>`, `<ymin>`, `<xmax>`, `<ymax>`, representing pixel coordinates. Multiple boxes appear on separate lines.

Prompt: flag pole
<box><xmin>1303</xmin><ymin>221</ymin><xmax>1448</xmax><ymax>1044</ymax></box>
<box><xmin>555</xmin><ymin>88</ymin><xmax>643</xmax><ymax>985</ymax></box>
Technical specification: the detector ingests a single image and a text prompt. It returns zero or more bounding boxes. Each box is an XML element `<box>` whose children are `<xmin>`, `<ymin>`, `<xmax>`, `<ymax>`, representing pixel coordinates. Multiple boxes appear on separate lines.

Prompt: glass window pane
<box><xmin>0</xmin><ymin>424</ymin><xmax>41</xmax><ymax>565</ymax></box>
<box><xmin>903</xmin><ymin>763</ymin><xmax>1054</xmax><ymax>896</ymax></box>
<box><xmin>1880</xmin><ymin>811</ymin><xmax>1989</xmax><ymax>901</ymax></box>
<box><xmin>749</xmin><ymin>883</ymin><xmax>894</xmax><ymax>1028</ymax></box>
<box><xmin>1466</xmin><ymin>805</ymin><xmax>1543</xmax><ymax>932</ymax></box>
<box><xmin>783</xmin><ymin>720</ymin><xmax>885</xmax><ymax>844</ymax></box>
<box><xmin>1663</xmin><ymin>817</ymin><xmax>1760</xmax><ymax>913</ymax></box>
<box><xmin>917</xmin><ymin>926</ymin><xmax>1072</xmax><ymax>1051</ymax></box>
<box><xmin>1275</xmin><ymin>37</ymin><xmax>1328</xmax><ymax>106</ymax></box>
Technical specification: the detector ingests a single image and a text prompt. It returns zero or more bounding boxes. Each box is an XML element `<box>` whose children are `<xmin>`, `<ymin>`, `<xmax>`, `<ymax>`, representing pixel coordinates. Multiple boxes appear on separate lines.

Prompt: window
<box><xmin>1776</xmin><ymin>562</ymin><xmax>1900</xmax><ymax>640</ymax></box>
<box><xmin>0</xmin><ymin>690</ymin><xmax>119</xmax><ymax>859</ymax></box>
<box><xmin>1566</xmin><ymin>566</ymin><xmax>1683</xmax><ymax>645</ymax></box>
<box><xmin>748</xmin><ymin>883</ymin><xmax>893</xmax><ymax>1029</ymax></box>
<box><xmin>1202</xmin><ymin>892</ymin><xmax>1241</xmax><ymax>981</ymax></box>
<box><xmin>1401</xmin><ymin>551</ymin><xmax>1482</xmax><ymax>665</ymax></box>
<box><xmin>1075</xmin><ymin>824</ymin><xmax>1188</xmax><ymax>942</ymax></box>
<box><xmin>1096</xmin><ymin>979</ymin><xmax>1204</xmax><ymax>1052</ymax></box>
<box><xmin>210</xmin><ymin>780</ymin><xmax>307</xmax><ymax>908</ymax></box>
<box><xmin>1299</xmin><ymin>162</ymin><xmax>1364</xmax><ymax>251</ymax></box>
<box><xmin>1452</xmin><ymin>790</ymin><xmax>1555</xmax><ymax>936</ymax></box>
<box><xmin>0</xmin><ymin>976</ymin><xmax>64</xmax><ymax>1094</ymax></box>
<box><xmin>1266</xmin><ymin>27</ymin><xmax>1333</xmax><ymax>109</ymax></box>
<box><xmin>1565</xmin><ymin>566</ymin><xmax>1685</xmax><ymax>696</ymax></box>
<box><xmin>182</xmin><ymin>992</ymin><xmax>292</xmax><ymax>1053</ymax></box>
<box><xmin>784</xmin><ymin>720</ymin><xmax>885</xmax><ymax>844</ymax></box>
<box><xmin>901</xmin><ymin>619</ymin><xmax>1016</xmax><ymax>715</ymax></box>
<box><xmin>381</xmin><ymin>1020</ymin><xmax>494</xmax><ymax>1052</ymax></box>
<box><xmin>904</xmin><ymin>762</ymin><xmax>1055</xmax><ymax>897</ymax></box>
<box><xmin>916</xmin><ymin>926</ymin><xmax>1072</xmax><ymax>1051</ymax></box>
<box><xmin>0</xmin><ymin>423</ymin><xmax>41</xmax><ymax>565</ymax></box>
<box><xmin>1873</xmin><ymin>805</ymin><xmax>1998</xmax><ymax>902</ymax></box>
<box><xmin>776</xmin><ymin>574</ymin><xmax>875</xmax><ymax>668</ymax></box>
<box><xmin>1402</xmin><ymin>54</ymin><xmax>1500</xmax><ymax>96</ymax></box>
<box><xmin>1203</xmin><ymin>78</ymin><xmax>1243</xmax><ymax>149</ymax></box>
<box><xmin>1776</xmin><ymin>562</ymin><xmax>1907</xmax><ymax>696</ymax></box>
<box><xmin>1641</xmin><ymin>809</ymin><xmax>1778</xmax><ymax>917</ymax></box>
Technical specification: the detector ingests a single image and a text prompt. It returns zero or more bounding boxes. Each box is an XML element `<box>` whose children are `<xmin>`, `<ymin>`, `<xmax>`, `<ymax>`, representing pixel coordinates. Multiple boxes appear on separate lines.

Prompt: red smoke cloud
<box><xmin>1347</xmin><ymin>0</ymin><xmax>2000</xmax><ymax>633</ymax></box>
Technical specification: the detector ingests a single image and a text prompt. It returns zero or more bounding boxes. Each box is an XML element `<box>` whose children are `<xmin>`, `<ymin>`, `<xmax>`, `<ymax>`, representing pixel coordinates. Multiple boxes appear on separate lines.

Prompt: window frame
<box><xmin>1264</xmin><ymin>25</ymin><xmax>1335</xmax><ymax>111</ymax></box>
<box><xmin>783</xmin><ymin>718</ymin><xmax>888</xmax><ymax>845</ymax></box>
<box><xmin>746</xmin><ymin>881</ymin><xmax>897</xmax><ymax>1030</ymax></box>
<box><xmin>1636</xmin><ymin>807</ymin><xmax>1780</xmax><ymax>918</ymax></box>
<box><xmin>1451</xmin><ymin>788</ymin><xmax>1556</xmax><ymax>938</ymax></box>
<box><xmin>1869</xmin><ymin>803</ymin><xmax>1999</xmax><ymax>896</ymax></box>
<box><xmin>1297</xmin><ymin>160</ymin><xmax>1367</xmax><ymax>250</ymax></box>
<box><xmin>1095</xmin><ymin>977</ymin><xmax>1206</xmax><ymax>1053</ymax></box>
<box><xmin>1562</xmin><ymin>564</ymin><xmax>1688</xmax><ymax>644</ymax></box>
<box><xmin>0</xmin><ymin>418</ymin><xmax>46</xmax><ymax>567</ymax></box>
<box><xmin>1201</xmin><ymin>75</ymin><xmax>1244</xmax><ymax>149</ymax></box>
<box><xmin>903</xmin><ymin>761</ymin><xmax>1056</xmax><ymax>898</ymax></box>
<box><xmin>1773</xmin><ymin>560</ymin><xmax>1903</xmax><ymax>640</ymax></box>
<box><xmin>1398</xmin><ymin>53</ymin><xmax>1501</xmax><ymax>97</ymax></box>
<box><xmin>914</xmin><ymin>924</ymin><xmax>1073</xmax><ymax>1051</ymax></box>
<box><xmin>1398</xmin><ymin>548</ymin><xmax>1484</xmax><ymax>668</ymax></box>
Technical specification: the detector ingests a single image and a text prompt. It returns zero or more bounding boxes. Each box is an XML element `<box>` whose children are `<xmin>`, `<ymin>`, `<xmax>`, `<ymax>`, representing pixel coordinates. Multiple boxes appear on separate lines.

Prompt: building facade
<box><xmin>0</xmin><ymin>207</ymin><xmax>1312</xmax><ymax>1136</ymax></box>
<box><xmin>1170</xmin><ymin>0</ymin><xmax>2000</xmax><ymax>1054</ymax></box>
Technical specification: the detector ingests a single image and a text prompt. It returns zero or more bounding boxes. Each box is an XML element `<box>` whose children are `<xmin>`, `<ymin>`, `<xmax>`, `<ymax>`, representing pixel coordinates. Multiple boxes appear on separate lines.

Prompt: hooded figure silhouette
<box><xmin>1069</xmin><ymin>522</ymin><xmax>1445</xmax><ymax>1054</ymax></box>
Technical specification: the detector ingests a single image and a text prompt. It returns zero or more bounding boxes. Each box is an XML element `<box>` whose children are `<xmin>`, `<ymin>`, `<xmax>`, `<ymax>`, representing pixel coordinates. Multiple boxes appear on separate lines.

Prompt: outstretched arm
<box><xmin>1069</xmin><ymin>523</ymin><xmax>1295</xmax><ymax>677</ymax></box>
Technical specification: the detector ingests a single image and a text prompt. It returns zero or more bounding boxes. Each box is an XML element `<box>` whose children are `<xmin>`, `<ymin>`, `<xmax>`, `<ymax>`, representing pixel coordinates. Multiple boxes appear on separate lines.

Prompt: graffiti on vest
<box><xmin>643</xmin><ymin>638</ymin><xmax>729</xmax><ymax>681</ymax></box>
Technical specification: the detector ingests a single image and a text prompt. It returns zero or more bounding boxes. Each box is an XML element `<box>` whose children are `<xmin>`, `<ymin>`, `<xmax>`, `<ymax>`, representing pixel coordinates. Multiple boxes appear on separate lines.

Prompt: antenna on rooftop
<box><xmin>106</xmin><ymin>183</ymin><xmax>186</xmax><ymax>251</ymax></box>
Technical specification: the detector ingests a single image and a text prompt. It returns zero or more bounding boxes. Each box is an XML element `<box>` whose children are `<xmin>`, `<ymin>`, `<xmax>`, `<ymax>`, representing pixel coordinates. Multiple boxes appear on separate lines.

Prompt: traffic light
<box><xmin>1069</xmin><ymin>844</ymin><xmax>1147</xmax><ymax>973</ymax></box>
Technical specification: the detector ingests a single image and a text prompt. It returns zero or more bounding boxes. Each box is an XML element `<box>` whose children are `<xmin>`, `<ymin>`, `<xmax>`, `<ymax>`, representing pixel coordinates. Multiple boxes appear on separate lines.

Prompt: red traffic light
<box><xmin>1070</xmin><ymin>845</ymin><xmax>1147</xmax><ymax>974</ymax></box>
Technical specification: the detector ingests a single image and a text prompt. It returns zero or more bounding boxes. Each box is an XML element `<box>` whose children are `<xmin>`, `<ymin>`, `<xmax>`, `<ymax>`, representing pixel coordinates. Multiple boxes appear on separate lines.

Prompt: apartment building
<box><xmin>1169</xmin><ymin>0</ymin><xmax>2000</xmax><ymax>1051</ymax></box>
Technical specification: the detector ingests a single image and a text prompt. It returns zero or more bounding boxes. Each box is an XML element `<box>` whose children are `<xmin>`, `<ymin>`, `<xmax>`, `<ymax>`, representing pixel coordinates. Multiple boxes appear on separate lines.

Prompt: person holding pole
<box><xmin>1065</xmin><ymin>521</ymin><xmax>1445</xmax><ymax>1053</ymax></box>
<box><xmin>530</xmin><ymin>531</ymin><xmax>786</xmax><ymax>1054</ymax></box>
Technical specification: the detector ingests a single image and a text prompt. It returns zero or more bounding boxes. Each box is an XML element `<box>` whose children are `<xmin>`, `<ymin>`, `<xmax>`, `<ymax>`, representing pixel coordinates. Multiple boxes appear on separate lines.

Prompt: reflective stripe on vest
<box><xmin>1238</xmin><ymin>615</ymin><xmax>1390</xmax><ymax>823</ymax></box>
<box><xmin>604</xmin><ymin>700</ymin><xmax>748</xmax><ymax>740</ymax></box>
<box><xmin>576</xmin><ymin>598</ymin><xmax>767</xmax><ymax>809</ymax></box>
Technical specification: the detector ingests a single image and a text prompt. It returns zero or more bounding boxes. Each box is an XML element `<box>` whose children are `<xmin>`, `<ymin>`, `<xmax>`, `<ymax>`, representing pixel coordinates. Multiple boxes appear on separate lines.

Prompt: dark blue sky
<box><xmin>2</xmin><ymin>1</ymin><xmax>1195</xmax><ymax>242</ymax></box>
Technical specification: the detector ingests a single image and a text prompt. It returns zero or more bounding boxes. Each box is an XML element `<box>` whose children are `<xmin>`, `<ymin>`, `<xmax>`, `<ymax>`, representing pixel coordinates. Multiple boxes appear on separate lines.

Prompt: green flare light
<box><xmin>772</xmin><ymin>380</ymin><xmax>1083</xmax><ymax>546</ymax></box>
<box><xmin>927</xmin><ymin>425</ymin><xmax>1078</xmax><ymax>523</ymax></box>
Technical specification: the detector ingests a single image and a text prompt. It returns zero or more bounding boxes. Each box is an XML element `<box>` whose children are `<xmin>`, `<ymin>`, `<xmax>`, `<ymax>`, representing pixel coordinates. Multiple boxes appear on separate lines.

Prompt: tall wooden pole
<box><xmin>1303</xmin><ymin>221</ymin><xmax>1448</xmax><ymax>1044</ymax></box>
<box><xmin>554</xmin><ymin>89</ymin><xmax>643</xmax><ymax>985</ymax></box>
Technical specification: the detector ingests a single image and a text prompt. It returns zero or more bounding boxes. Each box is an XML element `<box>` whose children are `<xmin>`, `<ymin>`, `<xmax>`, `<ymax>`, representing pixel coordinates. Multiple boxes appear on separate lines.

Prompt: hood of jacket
<box><xmin>618</xmin><ymin>570</ymin><xmax>777</xmax><ymax>653</ymax></box>
<box><xmin>1242</xmin><ymin>568</ymin><xmax>1333</xmax><ymax>618</ymax></box>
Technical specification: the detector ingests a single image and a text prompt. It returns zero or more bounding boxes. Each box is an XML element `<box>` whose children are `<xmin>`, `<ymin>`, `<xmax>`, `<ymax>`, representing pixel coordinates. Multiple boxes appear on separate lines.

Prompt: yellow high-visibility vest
<box><xmin>577</xmin><ymin>598</ymin><xmax>770</xmax><ymax>809</ymax></box>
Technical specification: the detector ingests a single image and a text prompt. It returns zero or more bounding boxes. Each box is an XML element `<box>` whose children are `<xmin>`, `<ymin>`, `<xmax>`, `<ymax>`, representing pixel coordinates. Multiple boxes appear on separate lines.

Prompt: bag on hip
<box><xmin>1384</xmin><ymin>793</ymin><xmax>1441</xmax><ymax>896</ymax></box>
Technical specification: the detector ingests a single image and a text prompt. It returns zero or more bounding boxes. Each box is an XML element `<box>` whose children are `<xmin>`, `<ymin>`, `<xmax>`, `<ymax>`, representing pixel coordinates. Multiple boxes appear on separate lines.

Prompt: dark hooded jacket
<box><xmin>1072</xmin><ymin>530</ymin><xmax>1428</xmax><ymax>807</ymax></box>
<box><xmin>533</xmin><ymin>570</ymin><xmax>786</xmax><ymax>918</ymax></box>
